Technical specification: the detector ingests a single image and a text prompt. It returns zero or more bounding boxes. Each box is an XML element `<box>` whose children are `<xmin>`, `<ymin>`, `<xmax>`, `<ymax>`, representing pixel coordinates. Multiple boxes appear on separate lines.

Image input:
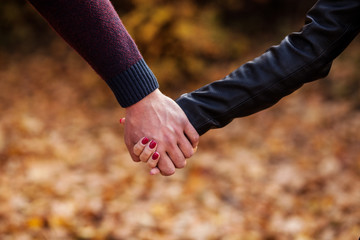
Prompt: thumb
<box><xmin>150</xmin><ymin>167</ymin><xmax>161</xmax><ymax>175</ymax></box>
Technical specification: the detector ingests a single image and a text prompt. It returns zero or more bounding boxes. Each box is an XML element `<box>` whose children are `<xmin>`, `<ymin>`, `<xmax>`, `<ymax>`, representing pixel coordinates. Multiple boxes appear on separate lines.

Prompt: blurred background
<box><xmin>0</xmin><ymin>0</ymin><xmax>359</xmax><ymax>239</ymax></box>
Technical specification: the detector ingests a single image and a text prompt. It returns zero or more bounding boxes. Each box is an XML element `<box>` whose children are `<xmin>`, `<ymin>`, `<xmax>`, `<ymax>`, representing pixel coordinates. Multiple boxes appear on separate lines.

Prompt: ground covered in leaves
<box><xmin>0</xmin><ymin>43</ymin><xmax>360</xmax><ymax>240</ymax></box>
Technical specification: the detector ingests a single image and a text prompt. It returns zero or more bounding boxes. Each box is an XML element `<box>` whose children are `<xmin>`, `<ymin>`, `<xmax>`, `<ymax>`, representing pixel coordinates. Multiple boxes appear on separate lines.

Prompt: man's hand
<box><xmin>124</xmin><ymin>89</ymin><xmax>199</xmax><ymax>176</ymax></box>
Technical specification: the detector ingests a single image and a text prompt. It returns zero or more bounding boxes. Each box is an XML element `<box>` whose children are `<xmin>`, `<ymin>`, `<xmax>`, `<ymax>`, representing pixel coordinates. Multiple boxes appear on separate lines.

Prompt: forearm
<box><xmin>177</xmin><ymin>0</ymin><xmax>360</xmax><ymax>135</ymax></box>
<box><xmin>28</xmin><ymin>0</ymin><xmax>158</xmax><ymax>107</ymax></box>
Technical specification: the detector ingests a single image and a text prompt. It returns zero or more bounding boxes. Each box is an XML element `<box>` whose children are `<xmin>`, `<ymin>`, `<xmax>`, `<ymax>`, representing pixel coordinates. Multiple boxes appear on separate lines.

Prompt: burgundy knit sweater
<box><xmin>28</xmin><ymin>0</ymin><xmax>159</xmax><ymax>108</ymax></box>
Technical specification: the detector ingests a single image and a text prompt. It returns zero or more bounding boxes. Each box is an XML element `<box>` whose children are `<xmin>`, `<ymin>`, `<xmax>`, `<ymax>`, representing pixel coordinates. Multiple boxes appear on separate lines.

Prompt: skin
<box><xmin>133</xmin><ymin>137</ymin><xmax>161</xmax><ymax>175</ymax></box>
<box><xmin>129</xmin><ymin>137</ymin><xmax>198</xmax><ymax>175</ymax></box>
<box><xmin>124</xmin><ymin>89</ymin><xmax>199</xmax><ymax>176</ymax></box>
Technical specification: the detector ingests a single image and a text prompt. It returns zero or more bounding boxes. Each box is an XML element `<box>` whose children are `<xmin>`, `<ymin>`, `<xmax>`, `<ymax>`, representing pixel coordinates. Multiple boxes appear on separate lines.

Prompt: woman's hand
<box><xmin>120</xmin><ymin>118</ymin><xmax>198</xmax><ymax>175</ymax></box>
<box><xmin>120</xmin><ymin>118</ymin><xmax>161</xmax><ymax>175</ymax></box>
<box><xmin>133</xmin><ymin>137</ymin><xmax>162</xmax><ymax>175</ymax></box>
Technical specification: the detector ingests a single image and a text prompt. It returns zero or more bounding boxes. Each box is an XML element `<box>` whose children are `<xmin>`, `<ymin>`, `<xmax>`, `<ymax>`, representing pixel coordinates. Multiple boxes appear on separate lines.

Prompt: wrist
<box><xmin>125</xmin><ymin>88</ymin><xmax>161</xmax><ymax>114</ymax></box>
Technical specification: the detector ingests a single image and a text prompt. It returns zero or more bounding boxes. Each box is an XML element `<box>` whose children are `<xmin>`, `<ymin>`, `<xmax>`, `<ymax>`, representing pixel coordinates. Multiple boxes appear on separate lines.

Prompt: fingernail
<box><xmin>141</xmin><ymin>137</ymin><xmax>149</xmax><ymax>145</ymax></box>
<box><xmin>152</xmin><ymin>152</ymin><xmax>159</xmax><ymax>160</ymax></box>
<box><xmin>149</xmin><ymin>140</ymin><xmax>157</xmax><ymax>149</ymax></box>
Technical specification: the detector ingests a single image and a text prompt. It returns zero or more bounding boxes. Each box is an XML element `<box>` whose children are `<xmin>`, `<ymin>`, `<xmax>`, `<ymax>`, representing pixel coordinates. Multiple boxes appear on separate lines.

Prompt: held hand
<box><xmin>133</xmin><ymin>137</ymin><xmax>161</xmax><ymax>175</ymax></box>
<box><xmin>123</xmin><ymin>89</ymin><xmax>199</xmax><ymax>176</ymax></box>
<box><xmin>120</xmin><ymin>119</ymin><xmax>161</xmax><ymax>175</ymax></box>
<box><xmin>120</xmin><ymin>120</ymin><xmax>198</xmax><ymax>175</ymax></box>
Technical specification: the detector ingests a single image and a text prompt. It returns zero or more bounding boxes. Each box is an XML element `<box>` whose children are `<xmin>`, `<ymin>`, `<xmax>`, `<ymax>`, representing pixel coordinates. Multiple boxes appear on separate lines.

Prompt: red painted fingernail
<box><xmin>149</xmin><ymin>140</ymin><xmax>157</xmax><ymax>149</ymax></box>
<box><xmin>141</xmin><ymin>137</ymin><xmax>149</xmax><ymax>145</ymax></box>
<box><xmin>152</xmin><ymin>152</ymin><xmax>159</xmax><ymax>160</ymax></box>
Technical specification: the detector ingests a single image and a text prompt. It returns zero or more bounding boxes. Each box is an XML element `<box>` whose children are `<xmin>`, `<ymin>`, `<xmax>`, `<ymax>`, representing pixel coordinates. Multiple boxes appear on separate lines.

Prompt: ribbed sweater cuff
<box><xmin>105</xmin><ymin>59</ymin><xmax>159</xmax><ymax>108</ymax></box>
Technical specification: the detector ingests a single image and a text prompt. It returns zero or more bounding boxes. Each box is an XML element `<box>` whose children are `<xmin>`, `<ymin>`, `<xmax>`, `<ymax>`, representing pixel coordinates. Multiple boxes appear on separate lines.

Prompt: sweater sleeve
<box><xmin>28</xmin><ymin>0</ymin><xmax>159</xmax><ymax>108</ymax></box>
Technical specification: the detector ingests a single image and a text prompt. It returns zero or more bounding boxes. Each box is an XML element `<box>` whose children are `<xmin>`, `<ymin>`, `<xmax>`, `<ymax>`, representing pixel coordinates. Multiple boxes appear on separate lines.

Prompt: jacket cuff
<box><xmin>105</xmin><ymin>59</ymin><xmax>159</xmax><ymax>108</ymax></box>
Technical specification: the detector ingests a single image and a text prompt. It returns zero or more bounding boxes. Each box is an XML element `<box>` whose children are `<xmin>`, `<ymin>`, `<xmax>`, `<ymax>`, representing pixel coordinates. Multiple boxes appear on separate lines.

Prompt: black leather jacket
<box><xmin>176</xmin><ymin>0</ymin><xmax>360</xmax><ymax>135</ymax></box>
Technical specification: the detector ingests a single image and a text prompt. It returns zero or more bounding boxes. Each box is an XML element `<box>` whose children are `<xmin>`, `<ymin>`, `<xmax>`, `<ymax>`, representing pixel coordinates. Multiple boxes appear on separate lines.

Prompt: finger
<box><xmin>133</xmin><ymin>137</ymin><xmax>150</xmax><ymax>156</ymax></box>
<box><xmin>156</xmin><ymin>151</ymin><xmax>176</xmax><ymax>176</ymax></box>
<box><xmin>150</xmin><ymin>167</ymin><xmax>161</xmax><ymax>175</ymax></box>
<box><xmin>119</xmin><ymin>118</ymin><xmax>126</xmax><ymax>124</ymax></box>
<box><xmin>147</xmin><ymin>151</ymin><xmax>160</xmax><ymax>169</ymax></box>
<box><xmin>177</xmin><ymin>133</ymin><xmax>196</xmax><ymax>159</ymax></box>
<box><xmin>139</xmin><ymin>140</ymin><xmax>157</xmax><ymax>162</ymax></box>
<box><xmin>127</xmin><ymin>145</ymin><xmax>141</xmax><ymax>162</ymax></box>
<box><xmin>165</xmin><ymin>143</ymin><xmax>187</xmax><ymax>169</ymax></box>
<box><xmin>184</xmin><ymin>123</ymin><xmax>199</xmax><ymax>148</ymax></box>
<box><xmin>124</xmin><ymin>135</ymin><xmax>141</xmax><ymax>162</ymax></box>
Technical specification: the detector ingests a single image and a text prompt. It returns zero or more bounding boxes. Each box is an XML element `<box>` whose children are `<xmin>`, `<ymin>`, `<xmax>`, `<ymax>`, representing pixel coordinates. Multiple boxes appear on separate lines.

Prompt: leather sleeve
<box><xmin>176</xmin><ymin>0</ymin><xmax>360</xmax><ymax>135</ymax></box>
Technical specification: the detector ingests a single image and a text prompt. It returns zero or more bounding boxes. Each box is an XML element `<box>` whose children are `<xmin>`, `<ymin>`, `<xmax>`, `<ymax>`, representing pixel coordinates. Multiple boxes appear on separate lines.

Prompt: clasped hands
<box><xmin>121</xmin><ymin>89</ymin><xmax>199</xmax><ymax>176</ymax></box>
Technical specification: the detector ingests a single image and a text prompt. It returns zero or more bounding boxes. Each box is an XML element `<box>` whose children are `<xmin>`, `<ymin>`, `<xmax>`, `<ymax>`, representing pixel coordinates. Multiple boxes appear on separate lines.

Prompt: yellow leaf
<box><xmin>27</xmin><ymin>217</ymin><xmax>43</xmax><ymax>229</ymax></box>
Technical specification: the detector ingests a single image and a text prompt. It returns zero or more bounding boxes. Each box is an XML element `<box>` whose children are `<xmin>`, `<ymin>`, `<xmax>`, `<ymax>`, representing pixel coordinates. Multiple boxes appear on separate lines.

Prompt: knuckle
<box><xmin>162</xmin><ymin>168</ymin><xmax>175</xmax><ymax>176</ymax></box>
<box><xmin>159</xmin><ymin>163</ymin><xmax>176</xmax><ymax>176</ymax></box>
<box><xmin>133</xmin><ymin>146</ymin><xmax>142</xmax><ymax>156</ymax></box>
<box><xmin>183</xmin><ymin>148</ymin><xmax>193</xmax><ymax>159</ymax></box>
<box><xmin>173</xmin><ymin>155</ymin><xmax>186</xmax><ymax>168</ymax></box>
<box><xmin>190</xmin><ymin>132</ymin><xmax>200</xmax><ymax>145</ymax></box>
<box><xmin>175</xmin><ymin>160</ymin><xmax>186</xmax><ymax>169</ymax></box>
<box><xmin>139</xmin><ymin>153</ymin><xmax>150</xmax><ymax>162</ymax></box>
<box><xmin>148</xmin><ymin>159</ymin><xmax>159</xmax><ymax>169</ymax></box>
<box><xmin>148</xmin><ymin>161</ymin><xmax>156</xmax><ymax>168</ymax></box>
<box><xmin>193</xmin><ymin>134</ymin><xmax>200</xmax><ymax>144</ymax></box>
<box><xmin>139</xmin><ymin>155</ymin><xmax>147</xmax><ymax>162</ymax></box>
<box><xmin>157</xmin><ymin>156</ymin><xmax>176</xmax><ymax>176</ymax></box>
